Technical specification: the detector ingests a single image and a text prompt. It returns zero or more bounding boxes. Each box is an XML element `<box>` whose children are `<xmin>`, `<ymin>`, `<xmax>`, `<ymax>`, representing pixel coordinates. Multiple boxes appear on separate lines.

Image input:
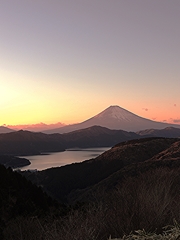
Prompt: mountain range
<box><xmin>0</xmin><ymin>126</ymin><xmax>139</xmax><ymax>157</ymax></box>
<box><xmin>1</xmin><ymin>105</ymin><xmax>180</xmax><ymax>134</ymax></box>
<box><xmin>24</xmin><ymin>137</ymin><xmax>180</xmax><ymax>204</ymax></box>
<box><xmin>1</xmin><ymin>125</ymin><xmax>180</xmax><ymax>160</ymax></box>
<box><xmin>44</xmin><ymin>105</ymin><xmax>180</xmax><ymax>133</ymax></box>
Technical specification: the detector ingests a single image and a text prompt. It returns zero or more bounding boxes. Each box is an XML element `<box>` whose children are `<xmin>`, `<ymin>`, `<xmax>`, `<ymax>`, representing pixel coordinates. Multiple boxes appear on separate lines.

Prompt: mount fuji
<box><xmin>44</xmin><ymin>105</ymin><xmax>180</xmax><ymax>134</ymax></box>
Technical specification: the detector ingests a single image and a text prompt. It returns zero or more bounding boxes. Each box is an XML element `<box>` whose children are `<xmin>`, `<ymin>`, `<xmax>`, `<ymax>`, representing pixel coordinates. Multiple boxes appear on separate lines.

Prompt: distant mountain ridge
<box><xmin>0</xmin><ymin>126</ymin><xmax>139</xmax><ymax>156</ymax></box>
<box><xmin>137</xmin><ymin>127</ymin><xmax>180</xmax><ymax>138</ymax></box>
<box><xmin>1</xmin><ymin>125</ymin><xmax>180</xmax><ymax>158</ymax></box>
<box><xmin>44</xmin><ymin>105</ymin><xmax>180</xmax><ymax>133</ymax></box>
<box><xmin>0</xmin><ymin>126</ymin><xmax>15</xmax><ymax>133</ymax></box>
<box><xmin>6</xmin><ymin>122</ymin><xmax>66</xmax><ymax>132</ymax></box>
<box><xmin>0</xmin><ymin>130</ymin><xmax>65</xmax><ymax>155</ymax></box>
<box><xmin>63</xmin><ymin>125</ymin><xmax>139</xmax><ymax>148</ymax></box>
<box><xmin>2</xmin><ymin>105</ymin><xmax>180</xmax><ymax>134</ymax></box>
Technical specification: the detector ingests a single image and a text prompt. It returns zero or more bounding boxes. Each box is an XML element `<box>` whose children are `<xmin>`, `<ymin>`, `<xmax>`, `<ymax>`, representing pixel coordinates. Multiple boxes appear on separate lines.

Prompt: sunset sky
<box><xmin>1</xmin><ymin>0</ymin><xmax>180</xmax><ymax>126</ymax></box>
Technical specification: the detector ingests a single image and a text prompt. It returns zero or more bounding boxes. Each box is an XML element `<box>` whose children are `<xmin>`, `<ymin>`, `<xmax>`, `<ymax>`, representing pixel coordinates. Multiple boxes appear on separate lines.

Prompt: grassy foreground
<box><xmin>109</xmin><ymin>220</ymin><xmax>180</xmax><ymax>239</ymax></box>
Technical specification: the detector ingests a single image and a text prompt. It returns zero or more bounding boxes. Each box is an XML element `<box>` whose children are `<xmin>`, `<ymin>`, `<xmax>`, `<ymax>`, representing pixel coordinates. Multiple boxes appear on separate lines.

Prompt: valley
<box><xmin>1</xmin><ymin>106</ymin><xmax>180</xmax><ymax>239</ymax></box>
<box><xmin>1</xmin><ymin>136</ymin><xmax>180</xmax><ymax>239</ymax></box>
<box><xmin>0</xmin><ymin>123</ymin><xmax>180</xmax><ymax>169</ymax></box>
<box><xmin>2</xmin><ymin>0</ymin><xmax>180</xmax><ymax>238</ymax></box>
<box><xmin>22</xmin><ymin>137</ymin><xmax>180</xmax><ymax>203</ymax></box>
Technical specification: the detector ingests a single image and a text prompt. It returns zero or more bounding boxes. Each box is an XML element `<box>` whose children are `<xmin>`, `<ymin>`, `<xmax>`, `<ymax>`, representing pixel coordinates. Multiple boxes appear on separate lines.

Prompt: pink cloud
<box><xmin>7</xmin><ymin>122</ymin><xmax>66</xmax><ymax>132</ymax></box>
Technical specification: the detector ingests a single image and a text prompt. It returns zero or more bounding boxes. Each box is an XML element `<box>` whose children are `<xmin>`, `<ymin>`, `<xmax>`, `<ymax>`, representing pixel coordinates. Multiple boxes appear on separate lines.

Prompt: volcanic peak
<box><xmin>95</xmin><ymin>105</ymin><xmax>140</xmax><ymax>122</ymax></box>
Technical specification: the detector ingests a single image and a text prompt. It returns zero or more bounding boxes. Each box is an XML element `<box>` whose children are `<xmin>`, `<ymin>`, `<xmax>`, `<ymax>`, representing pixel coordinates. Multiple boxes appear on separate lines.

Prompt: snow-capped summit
<box><xmin>44</xmin><ymin>105</ymin><xmax>180</xmax><ymax>134</ymax></box>
<box><xmin>95</xmin><ymin>105</ymin><xmax>141</xmax><ymax>121</ymax></box>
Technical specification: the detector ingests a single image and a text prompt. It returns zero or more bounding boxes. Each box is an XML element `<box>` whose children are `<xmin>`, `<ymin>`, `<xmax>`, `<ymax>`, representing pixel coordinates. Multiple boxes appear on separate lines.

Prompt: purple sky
<box><xmin>0</xmin><ymin>0</ymin><xmax>180</xmax><ymax>125</ymax></box>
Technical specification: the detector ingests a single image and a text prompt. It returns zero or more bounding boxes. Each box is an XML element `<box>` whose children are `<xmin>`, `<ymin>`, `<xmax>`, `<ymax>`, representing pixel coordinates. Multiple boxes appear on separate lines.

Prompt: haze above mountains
<box><xmin>1</xmin><ymin>105</ymin><xmax>180</xmax><ymax>161</ymax></box>
<box><xmin>1</xmin><ymin>105</ymin><xmax>180</xmax><ymax>134</ymax></box>
<box><xmin>45</xmin><ymin>105</ymin><xmax>180</xmax><ymax>134</ymax></box>
<box><xmin>2</xmin><ymin>122</ymin><xmax>65</xmax><ymax>133</ymax></box>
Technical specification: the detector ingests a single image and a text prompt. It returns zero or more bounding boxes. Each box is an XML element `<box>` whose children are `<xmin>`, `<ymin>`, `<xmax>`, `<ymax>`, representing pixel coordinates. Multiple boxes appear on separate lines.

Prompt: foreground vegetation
<box><xmin>110</xmin><ymin>220</ymin><xmax>180</xmax><ymax>239</ymax></box>
<box><xmin>2</xmin><ymin>166</ymin><xmax>180</xmax><ymax>239</ymax></box>
<box><xmin>1</xmin><ymin>137</ymin><xmax>180</xmax><ymax>239</ymax></box>
<box><xmin>4</xmin><ymin>218</ymin><xmax>180</xmax><ymax>240</ymax></box>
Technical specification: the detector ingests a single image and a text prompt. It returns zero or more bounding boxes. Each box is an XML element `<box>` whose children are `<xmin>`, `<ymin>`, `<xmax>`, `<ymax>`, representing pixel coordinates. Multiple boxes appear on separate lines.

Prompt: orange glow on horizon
<box><xmin>1</xmin><ymin>104</ymin><xmax>180</xmax><ymax>127</ymax></box>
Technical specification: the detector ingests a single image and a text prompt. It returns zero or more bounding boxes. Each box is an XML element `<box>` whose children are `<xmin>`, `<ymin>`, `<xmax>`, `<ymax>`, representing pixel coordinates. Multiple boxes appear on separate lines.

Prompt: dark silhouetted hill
<box><xmin>63</xmin><ymin>125</ymin><xmax>139</xmax><ymax>148</ymax></box>
<box><xmin>23</xmin><ymin>137</ymin><xmax>180</xmax><ymax>203</ymax></box>
<box><xmin>0</xmin><ymin>155</ymin><xmax>30</xmax><ymax>168</ymax></box>
<box><xmin>0</xmin><ymin>130</ymin><xmax>65</xmax><ymax>155</ymax></box>
<box><xmin>11</xmin><ymin>137</ymin><xmax>180</xmax><ymax>239</ymax></box>
<box><xmin>1</xmin><ymin>126</ymin><xmax>180</xmax><ymax>169</ymax></box>
<box><xmin>0</xmin><ymin>126</ymin><xmax>139</xmax><ymax>157</ymax></box>
<box><xmin>0</xmin><ymin>164</ymin><xmax>66</xmax><ymax>239</ymax></box>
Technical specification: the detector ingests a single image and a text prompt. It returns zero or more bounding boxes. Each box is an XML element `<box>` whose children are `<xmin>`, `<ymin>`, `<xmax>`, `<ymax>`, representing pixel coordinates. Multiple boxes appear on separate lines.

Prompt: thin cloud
<box><xmin>7</xmin><ymin>122</ymin><xmax>66</xmax><ymax>131</ymax></box>
<box><xmin>173</xmin><ymin>119</ymin><xmax>180</xmax><ymax>123</ymax></box>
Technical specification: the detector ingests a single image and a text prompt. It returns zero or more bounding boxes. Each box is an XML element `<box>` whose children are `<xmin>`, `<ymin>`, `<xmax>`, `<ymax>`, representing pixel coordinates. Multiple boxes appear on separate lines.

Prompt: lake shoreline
<box><xmin>19</xmin><ymin>147</ymin><xmax>110</xmax><ymax>171</ymax></box>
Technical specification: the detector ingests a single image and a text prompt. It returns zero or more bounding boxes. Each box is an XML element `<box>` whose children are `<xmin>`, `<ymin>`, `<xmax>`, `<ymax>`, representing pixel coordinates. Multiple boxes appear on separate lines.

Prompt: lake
<box><xmin>20</xmin><ymin>147</ymin><xmax>110</xmax><ymax>171</ymax></box>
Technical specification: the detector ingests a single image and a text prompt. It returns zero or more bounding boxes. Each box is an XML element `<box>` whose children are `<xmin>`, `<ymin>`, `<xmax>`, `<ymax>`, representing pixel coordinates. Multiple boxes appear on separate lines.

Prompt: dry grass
<box><xmin>3</xmin><ymin>168</ymin><xmax>180</xmax><ymax>240</ymax></box>
<box><xmin>109</xmin><ymin>220</ymin><xmax>180</xmax><ymax>239</ymax></box>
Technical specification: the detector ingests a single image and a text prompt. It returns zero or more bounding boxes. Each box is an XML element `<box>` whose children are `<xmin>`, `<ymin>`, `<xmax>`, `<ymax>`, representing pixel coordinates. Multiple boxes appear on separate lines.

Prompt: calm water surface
<box><xmin>20</xmin><ymin>147</ymin><xmax>110</xmax><ymax>171</ymax></box>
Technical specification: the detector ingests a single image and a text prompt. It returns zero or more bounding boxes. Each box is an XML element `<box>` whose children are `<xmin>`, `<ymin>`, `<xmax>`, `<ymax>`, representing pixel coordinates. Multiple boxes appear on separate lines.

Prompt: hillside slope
<box><xmin>137</xmin><ymin>126</ymin><xmax>180</xmax><ymax>138</ymax></box>
<box><xmin>0</xmin><ymin>130</ymin><xmax>65</xmax><ymax>155</ymax></box>
<box><xmin>0</xmin><ymin>126</ymin><xmax>139</xmax><ymax>156</ymax></box>
<box><xmin>23</xmin><ymin>137</ymin><xmax>180</xmax><ymax>203</ymax></box>
<box><xmin>0</xmin><ymin>164</ymin><xmax>66</xmax><ymax>239</ymax></box>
